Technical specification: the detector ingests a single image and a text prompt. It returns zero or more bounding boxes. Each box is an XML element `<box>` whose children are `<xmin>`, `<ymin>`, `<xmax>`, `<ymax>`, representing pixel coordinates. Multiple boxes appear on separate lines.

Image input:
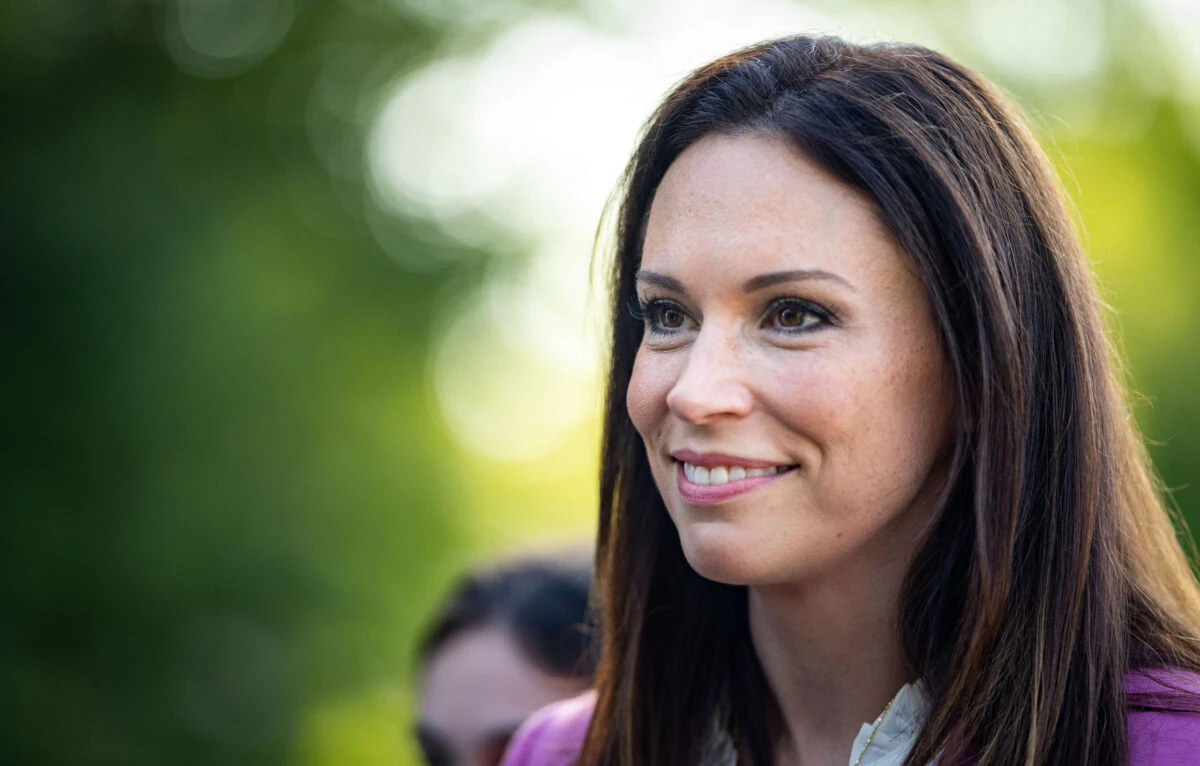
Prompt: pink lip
<box><xmin>675</xmin><ymin>461</ymin><xmax>791</xmax><ymax>505</ymax></box>
<box><xmin>671</xmin><ymin>450</ymin><xmax>786</xmax><ymax>469</ymax></box>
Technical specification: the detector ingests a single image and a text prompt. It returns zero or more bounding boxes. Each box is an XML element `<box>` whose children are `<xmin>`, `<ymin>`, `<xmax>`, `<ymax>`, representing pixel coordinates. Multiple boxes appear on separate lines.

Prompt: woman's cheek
<box><xmin>626</xmin><ymin>351</ymin><xmax>656</xmax><ymax>437</ymax></box>
<box><xmin>626</xmin><ymin>349</ymin><xmax>676</xmax><ymax>440</ymax></box>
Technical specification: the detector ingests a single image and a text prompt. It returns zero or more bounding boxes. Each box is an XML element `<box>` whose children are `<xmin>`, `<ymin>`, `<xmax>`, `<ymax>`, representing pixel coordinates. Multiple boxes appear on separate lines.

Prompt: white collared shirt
<box><xmin>703</xmin><ymin>682</ymin><xmax>931</xmax><ymax>766</ymax></box>
<box><xmin>847</xmin><ymin>682</ymin><xmax>929</xmax><ymax>766</ymax></box>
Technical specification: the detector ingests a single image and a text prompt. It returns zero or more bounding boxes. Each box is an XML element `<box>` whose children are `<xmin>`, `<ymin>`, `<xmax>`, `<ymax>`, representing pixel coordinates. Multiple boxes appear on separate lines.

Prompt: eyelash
<box><xmin>628</xmin><ymin>297</ymin><xmax>689</xmax><ymax>334</ymax></box>
<box><xmin>629</xmin><ymin>296</ymin><xmax>835</xmax><ymax>335</ymax></box>
<box><xmin>763</xmin><ymin>297</ymin><xmax>835</xmax><ymax>332</ymax></box>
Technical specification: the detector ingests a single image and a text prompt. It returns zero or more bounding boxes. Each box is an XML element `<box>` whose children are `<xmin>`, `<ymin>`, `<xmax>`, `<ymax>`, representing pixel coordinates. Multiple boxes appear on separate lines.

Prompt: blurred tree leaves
<box><xmin>1</xmin><ymin>2</ymin><xmax>473</xmax><ymax>764</ymax></box>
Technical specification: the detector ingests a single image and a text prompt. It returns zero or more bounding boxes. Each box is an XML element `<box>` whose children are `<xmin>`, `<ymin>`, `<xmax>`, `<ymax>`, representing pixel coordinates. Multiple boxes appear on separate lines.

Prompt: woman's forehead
<box><xmin>640</xmin><ymin>133</ymin><xmax>907</xmax><ymax>288</ymax></box>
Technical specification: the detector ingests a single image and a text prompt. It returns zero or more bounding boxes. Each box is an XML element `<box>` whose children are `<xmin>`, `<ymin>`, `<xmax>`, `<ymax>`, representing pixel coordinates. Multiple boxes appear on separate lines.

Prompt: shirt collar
<box><xmin>848</xmin><ymin>682</ymin><xmax>930</xmax><ymax>766</ymax></box>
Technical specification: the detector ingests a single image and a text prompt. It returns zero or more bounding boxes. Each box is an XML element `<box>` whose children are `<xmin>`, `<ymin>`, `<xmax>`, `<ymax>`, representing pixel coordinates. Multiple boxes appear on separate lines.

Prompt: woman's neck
<box><xmin>748</xmin><ymin>563</ymin><xmax>912</xmax><ymax>766</ymax></box>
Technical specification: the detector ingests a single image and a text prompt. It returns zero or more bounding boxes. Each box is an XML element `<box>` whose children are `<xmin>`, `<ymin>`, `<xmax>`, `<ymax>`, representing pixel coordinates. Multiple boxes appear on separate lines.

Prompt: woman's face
<box><xmin>626</xmin><ymin>132</ymin><xmax>955</xmax><ymax>587</ymax></box>
<box><xmin>417</xmin><ymin>626</ymin><xmax>587</xmax><ymax>766</ymax></box>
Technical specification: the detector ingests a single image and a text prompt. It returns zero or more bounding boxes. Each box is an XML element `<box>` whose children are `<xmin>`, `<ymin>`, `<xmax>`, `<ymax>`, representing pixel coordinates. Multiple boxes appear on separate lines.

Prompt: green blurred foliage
<box><xmin>0</xmin><ymin>2</ymin><xmax>494</xmax><ymax>764</ymax></box>
<box><xmin>2</xmin><ymin>1</ymin><xmax>1199</xmax><ymax>765</ymax></box>
<box><xmin>1066</xmin><ymin>107</ymin><xmax>1200</xmax><ymax>502</ymax></box>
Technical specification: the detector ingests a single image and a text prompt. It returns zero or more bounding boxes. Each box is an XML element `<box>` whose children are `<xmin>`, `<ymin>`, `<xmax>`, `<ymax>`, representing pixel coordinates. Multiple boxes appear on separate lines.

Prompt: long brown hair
<box><xmin>581</xmin><ymin>36</ymin><xmax>1200</xmax><ymax>765</ymax></box>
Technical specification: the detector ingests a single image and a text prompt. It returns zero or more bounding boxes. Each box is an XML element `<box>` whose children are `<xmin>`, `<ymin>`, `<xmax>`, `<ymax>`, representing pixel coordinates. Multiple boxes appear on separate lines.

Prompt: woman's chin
<box><xmin>677</xmin><ymin>524</ymin><xmax>779</xmax><ymax>586</ymax></box>
<box><xmin>676</xmin><ymin>520</ymin><xmax>844</xmax><ymax>587</ymax></box>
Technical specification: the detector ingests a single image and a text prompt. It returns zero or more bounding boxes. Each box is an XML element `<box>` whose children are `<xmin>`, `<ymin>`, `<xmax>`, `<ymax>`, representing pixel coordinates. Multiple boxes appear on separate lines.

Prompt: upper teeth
<box><xmin>682</xmin><ymin>462</ymin><xmax>782</xmax><ymax>486</ymax></box>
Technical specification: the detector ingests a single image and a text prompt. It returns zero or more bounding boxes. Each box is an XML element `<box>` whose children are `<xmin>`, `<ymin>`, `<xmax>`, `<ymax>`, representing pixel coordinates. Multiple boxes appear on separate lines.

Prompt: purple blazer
<box><xmin>501</xmin><ymin>671</ymin><xmax>1200</xmax><ymax>766</ymax></box>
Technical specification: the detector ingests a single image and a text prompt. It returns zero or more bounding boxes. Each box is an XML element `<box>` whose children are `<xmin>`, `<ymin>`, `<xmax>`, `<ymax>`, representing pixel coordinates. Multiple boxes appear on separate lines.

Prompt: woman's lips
<box><xmin>671</xmin><ymin>450</ymin><xmax>783</xmax><ymax>469</ymax></box>
<box><xmin>675</xmin><ymin>460</ymin><xmax>792</xmax><ymax>504</ymax></box>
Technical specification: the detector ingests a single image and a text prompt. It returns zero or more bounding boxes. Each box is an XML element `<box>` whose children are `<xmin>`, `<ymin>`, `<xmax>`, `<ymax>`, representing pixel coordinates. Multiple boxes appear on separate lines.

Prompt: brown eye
<box><xmin>634</xmin><ymin>298</ymin><xmax>693</xmax><ymax>335</ymax></box>
<box><xmin>765</xmin><ymin>299</ymin><xmax>830</xmax><ymax>332</ymax></box>
<box><xmin>777</xmin><ymin>305</ymin><xmax>807</xmax><ymax>327</ymax></box>
<box><xmin>660</xmin><ymin>306</ymin><xmax>685</xmax><ymax>328</ymax></box>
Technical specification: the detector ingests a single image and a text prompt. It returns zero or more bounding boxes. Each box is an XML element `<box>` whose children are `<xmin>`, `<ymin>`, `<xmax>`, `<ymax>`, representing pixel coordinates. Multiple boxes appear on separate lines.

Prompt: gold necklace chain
<box><xmin>850</xmin><ymin>692</ymin><xmax>899</xmax><ymax>766</ymax></box>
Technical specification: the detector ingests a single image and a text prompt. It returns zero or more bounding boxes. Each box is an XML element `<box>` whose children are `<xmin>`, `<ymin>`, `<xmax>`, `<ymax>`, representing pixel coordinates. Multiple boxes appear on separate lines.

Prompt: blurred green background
<box><xmin>3</xmin><ymin>0</ymin><xmax>1199</xmax><ymax>764</ymax></box>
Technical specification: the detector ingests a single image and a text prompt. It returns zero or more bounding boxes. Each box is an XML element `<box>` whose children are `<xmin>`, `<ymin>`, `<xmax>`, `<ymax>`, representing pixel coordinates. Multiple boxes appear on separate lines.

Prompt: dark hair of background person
<box><xmin>582</xmin><ymin>35</ymin><xmax>1200</xmax><ymax>766</ymax></box>
<box><xmin>416</xmin><ymin>553</ymin><xmax>598</xmax><ymax>681</ymax></box>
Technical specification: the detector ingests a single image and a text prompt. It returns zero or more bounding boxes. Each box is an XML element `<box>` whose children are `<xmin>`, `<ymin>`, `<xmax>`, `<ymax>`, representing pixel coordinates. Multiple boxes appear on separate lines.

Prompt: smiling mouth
<box><xmin>679</xmin><ymin>460</ymin><xmax>795</xmax><ymax>486</ymax></box>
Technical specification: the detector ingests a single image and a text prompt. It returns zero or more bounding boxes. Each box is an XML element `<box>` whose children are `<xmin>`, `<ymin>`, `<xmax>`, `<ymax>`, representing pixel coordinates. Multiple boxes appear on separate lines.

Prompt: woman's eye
<box><xmin>658</xmin><ymin>305</ymin><xmax>686</xmax><ymax>329</ymax></box>
<box><xmin>633</xmin><ymin>298</ymin><xmax>694</xmax><ymax>334</ymax></box>
<box><xmin>765</xmin><ymin>299</ymin><xmax>829</xmax><ymax>332</ymax></box>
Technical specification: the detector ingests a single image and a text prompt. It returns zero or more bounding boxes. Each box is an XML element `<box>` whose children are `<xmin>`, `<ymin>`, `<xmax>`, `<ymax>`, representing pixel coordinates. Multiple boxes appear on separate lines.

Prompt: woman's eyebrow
<box><xmin>742</xmin><ymin>269</ymin><xmax>856</xmax><ymax>292</ymax></box>
<box><xmin>636</xmin><ymin>268</ymin><xmax>854</xmax><ymax>293</ymax></box>
<box><xmin>635</xmin><ymin>271</ymin><xmax>685</xmax><ymax>291</ymax></box>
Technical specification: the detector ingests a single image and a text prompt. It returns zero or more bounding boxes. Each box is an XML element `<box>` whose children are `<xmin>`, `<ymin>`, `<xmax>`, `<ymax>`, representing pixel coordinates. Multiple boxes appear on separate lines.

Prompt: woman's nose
<box><xmin>664</xmin><ymin>329</ymin><xmax>754</xmax><ymax>425</ymax></box>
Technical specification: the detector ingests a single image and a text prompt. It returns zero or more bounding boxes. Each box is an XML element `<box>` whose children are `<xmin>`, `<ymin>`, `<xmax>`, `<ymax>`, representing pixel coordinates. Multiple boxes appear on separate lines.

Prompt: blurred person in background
<box><xmin>416</xmin><ymin>551</ymin><xmax>597</xmax><ymax>766</ymax></box>
<box><xmin>502</xmin><ymin>35</ymin><xmax>1200</xmax><ymax>766</ymax></box>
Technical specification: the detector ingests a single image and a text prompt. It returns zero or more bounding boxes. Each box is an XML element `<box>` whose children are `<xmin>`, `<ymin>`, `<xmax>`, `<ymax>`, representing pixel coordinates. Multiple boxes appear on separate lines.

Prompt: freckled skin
<box><xmin>626</xmin><ymin>133</ymin><xmax>955</xmax><ymax>588</ymax></box>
